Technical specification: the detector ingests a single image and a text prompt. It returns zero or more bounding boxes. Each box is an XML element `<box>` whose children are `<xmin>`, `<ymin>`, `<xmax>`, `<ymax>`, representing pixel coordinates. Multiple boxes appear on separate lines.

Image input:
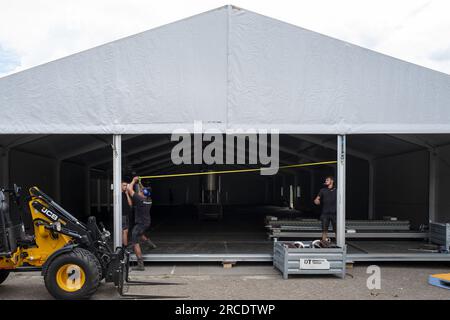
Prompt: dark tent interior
<box><xmin>1</xmin><ymin>133</ymin><xmax>449</xmax><ymax>261</ymax></box>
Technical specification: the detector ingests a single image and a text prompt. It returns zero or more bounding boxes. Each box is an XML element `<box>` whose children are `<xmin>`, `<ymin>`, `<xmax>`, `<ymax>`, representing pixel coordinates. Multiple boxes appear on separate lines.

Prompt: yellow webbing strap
<box><xmin>138</xmin><ymin>160</ymin><xmax>337</xmax><ymax>180</ymax></box>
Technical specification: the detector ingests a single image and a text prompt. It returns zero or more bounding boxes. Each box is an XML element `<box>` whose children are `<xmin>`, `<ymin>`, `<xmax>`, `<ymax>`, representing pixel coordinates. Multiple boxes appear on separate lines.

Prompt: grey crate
<box><xmin>273</xmin><ymin>241</ymin><xmax>346</xmax><ymax>279</ymax></box>
<box><xmin>430</xmin><ymin>222</ymin><xmax>450</xmax><ymax>250</ymax></box>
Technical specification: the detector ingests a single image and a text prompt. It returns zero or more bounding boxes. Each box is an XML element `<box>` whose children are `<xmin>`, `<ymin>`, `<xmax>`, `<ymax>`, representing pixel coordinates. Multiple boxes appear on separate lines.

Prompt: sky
<box><xmin>0</xmin><ymin>0</ymin><xmax>449</xmax><ymax>77</ymax></box>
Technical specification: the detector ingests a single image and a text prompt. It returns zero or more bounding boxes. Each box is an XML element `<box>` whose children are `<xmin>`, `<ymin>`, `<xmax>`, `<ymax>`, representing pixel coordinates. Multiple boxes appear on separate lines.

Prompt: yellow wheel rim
<box><xmin>55</xmin><ymin>264</ymin><xmax>86</xmax><ymax>292</ymax></box>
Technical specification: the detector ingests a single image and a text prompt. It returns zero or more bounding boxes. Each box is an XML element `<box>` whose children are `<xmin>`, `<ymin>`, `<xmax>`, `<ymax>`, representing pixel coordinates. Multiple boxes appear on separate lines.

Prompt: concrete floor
<box><xmin>0</xmin><ymin>262</ymin><xmax>449</xmax><ymax>300</ymax></box>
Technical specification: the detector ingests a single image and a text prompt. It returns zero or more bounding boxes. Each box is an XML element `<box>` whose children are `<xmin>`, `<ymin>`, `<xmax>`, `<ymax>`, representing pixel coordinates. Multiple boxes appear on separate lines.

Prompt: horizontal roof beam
<box><xmin>90</xmin><ymin>136</ymin><xmax>171</xmax><ymax>167</ymax></box>
<box><xmin>5</xmin><ymin>135</ymin><xmax>49</xmax><ymax>149</ymax></box>
<box><xmin>59</xmin><ymin>134</ymin><xmax>140</xmax><ymax>160</ymax></box>
<box><xmin>288</xmin><ymin>134</ymin><xmax>373</xmax><ymax>161</ymax></box>
<box><xmin>388</xmin><ymin>134</ymin><xmax>435</xmax><ymax>150</ymax></box>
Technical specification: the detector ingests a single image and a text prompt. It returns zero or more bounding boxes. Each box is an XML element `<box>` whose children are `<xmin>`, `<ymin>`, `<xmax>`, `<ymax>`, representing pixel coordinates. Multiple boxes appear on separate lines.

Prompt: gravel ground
<box><xmin>0</xmin><ymin>262</ymin><xmax>449</xmax><ymax>300</ymax></box>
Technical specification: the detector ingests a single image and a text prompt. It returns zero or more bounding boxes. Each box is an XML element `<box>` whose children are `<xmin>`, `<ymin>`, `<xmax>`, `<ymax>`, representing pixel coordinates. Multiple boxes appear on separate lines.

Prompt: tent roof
<box><xmin>1</xmin><ymin>5</ymin><xmax>450</xmax><ymax>134</ymax></box>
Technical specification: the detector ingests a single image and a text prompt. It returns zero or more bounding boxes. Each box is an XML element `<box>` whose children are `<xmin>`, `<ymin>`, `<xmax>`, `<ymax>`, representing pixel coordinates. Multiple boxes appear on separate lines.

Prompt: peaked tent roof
<box><xmin>0</xmin><ymin>5</ymin><xmax>449</xmax><ymax>134</ymax></box>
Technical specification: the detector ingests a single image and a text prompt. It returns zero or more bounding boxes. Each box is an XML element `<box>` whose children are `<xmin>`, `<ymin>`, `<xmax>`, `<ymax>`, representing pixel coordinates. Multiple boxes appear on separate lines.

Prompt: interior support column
<box><xmin>309</xmin><ymin>170</ymin><xmax>315</xmax><ymax>201</ymax></box>
<box><xmin>54</xmin><ymin>159</ymin><xmax>61</xmax><ymax>203</ymax></box>
<box><xmin>1</xmin><ymin>148</ymin><xmax>9</xmax><ymax>188</ymax></box>
<box><xmin>368</xmin><ymin>160</ymin><xmax>375</xmax><ymax>220</ymax></box>
<box><xmin>294</xmin><ymin>174</ymin><xmax>299</xmax><ymax>209</ymax></box>
<box><xmin>428</xmin><ymin>149</ymin><xmax>438</xmax><ymax>223</ymax></box>
<box><xmin>112</xmin><ymin>134</ymin><xmax>123</xmax><ymax>249</ymax></box>
<box><xmin>84</xmin><ymin>166</ymin><xmax>91</xmax><ymax>218</ymax></box>
<box><xmin>336</xmin><ymin>135</ymin><xmax>346</xmax><ymax>248</ymax></box>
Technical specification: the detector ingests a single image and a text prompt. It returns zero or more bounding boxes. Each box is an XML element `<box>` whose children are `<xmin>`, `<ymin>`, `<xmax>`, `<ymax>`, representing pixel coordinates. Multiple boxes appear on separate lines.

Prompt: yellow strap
<box><xmin>138</xmin><ymin>160</ymin><xmax>337</xmax><ymax>180</ymax></box>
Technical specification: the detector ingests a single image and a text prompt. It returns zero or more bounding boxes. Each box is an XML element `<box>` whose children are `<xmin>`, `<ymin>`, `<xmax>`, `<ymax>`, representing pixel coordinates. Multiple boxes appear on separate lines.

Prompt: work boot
<box><xmin>320</xmin><ymin>239</ymin><xmax>331</xmax><ymax>248</ymax></box>
<box><xmin>141</xmin><ymin>239</ymin><xmax>157</xmax><ymax>250</ymax></box>
<box><xmin>132</xmin><ymin>259</ymin><xmax>145</xmax><ymax>271</ymax></box>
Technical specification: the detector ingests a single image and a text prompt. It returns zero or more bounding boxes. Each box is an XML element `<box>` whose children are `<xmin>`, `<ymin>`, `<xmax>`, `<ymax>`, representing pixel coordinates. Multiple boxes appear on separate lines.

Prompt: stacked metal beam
<box><xmin>265</xmin><ymin>216</ymin><xmax>426</xmax><ymax>240</ymax></box>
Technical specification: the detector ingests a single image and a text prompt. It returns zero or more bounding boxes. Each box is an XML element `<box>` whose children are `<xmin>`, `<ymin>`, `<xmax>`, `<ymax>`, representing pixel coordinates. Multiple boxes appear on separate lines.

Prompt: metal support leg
<box><xmin>337</xmin><ymin>135</ymin><xmax>346</xmax><ymax>248</ymax></box>
<box><xmin>429</xmin><ymin>150</ymin><xmax>438</xmax><ymax>223</ymax></box>
<box><xmin>113</xmin><ymin>134</ymin><xmax>123</xmax><ymax>250</ymax></box>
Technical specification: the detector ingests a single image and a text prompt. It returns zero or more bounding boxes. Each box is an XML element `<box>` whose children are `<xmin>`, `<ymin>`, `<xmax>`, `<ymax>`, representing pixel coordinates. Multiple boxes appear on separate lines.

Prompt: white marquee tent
<box><xmin>1</xmin><ymin>6</ymin><xmax>449</xmax><ymax>260</ymax></box>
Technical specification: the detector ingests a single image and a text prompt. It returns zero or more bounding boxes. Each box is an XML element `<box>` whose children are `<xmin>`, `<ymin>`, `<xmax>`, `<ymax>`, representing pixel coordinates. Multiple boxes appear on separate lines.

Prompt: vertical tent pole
<box><xmin>368</xmin><ymin>160</ymin><xmax>375</xmax><ymax>220</ymax></box>
<box><xmin>428</xmin><ymin>150</ymin><xmax>438</xmax><ymax>223</ymax></box>
<box><xmin>336</xmin><ymin>135</ymin><xmax>346</xmax><ymax>248</ymax></box>
<box><xmin>112</xmin><ymin>134</ymin><xmax>122</xmax><ymax>250</ymax></box>
<box><xmin>106</xmin><ymin>173</ymin><xmax>111</xmax><ymax>214</ymax></box>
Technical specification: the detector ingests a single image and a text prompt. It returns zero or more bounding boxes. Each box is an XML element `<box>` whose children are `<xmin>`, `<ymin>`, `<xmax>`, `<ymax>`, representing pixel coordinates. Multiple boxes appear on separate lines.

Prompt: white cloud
<box><xmin>0</xmin><ymin>0</ymin><xmax>449</xmax><ymax>76</ymax></box>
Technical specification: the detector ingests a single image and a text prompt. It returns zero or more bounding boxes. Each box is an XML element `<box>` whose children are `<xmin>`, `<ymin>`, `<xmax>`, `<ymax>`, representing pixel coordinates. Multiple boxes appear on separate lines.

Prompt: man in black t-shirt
<box><xmin>127</xmin><ymin>176</ymin><xmax>156</xmax><ymax>271</ymax></box>
<box><xmin>314</xmin><ymin>176</ymin><xmax>337</xmax><ymax>245</ymax></box>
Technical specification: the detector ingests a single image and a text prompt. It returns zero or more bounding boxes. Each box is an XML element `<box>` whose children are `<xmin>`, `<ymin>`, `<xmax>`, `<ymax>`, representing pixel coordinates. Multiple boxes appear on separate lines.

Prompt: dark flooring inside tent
<box><xmin>142</xmin><ymin>205</ymin><xmax>279</xmax><ymax>256</ymax></box>
<box><xmin>131</xmin><ymin>205</ymin><xmax>450</xmax><ymax>262</ymax></box>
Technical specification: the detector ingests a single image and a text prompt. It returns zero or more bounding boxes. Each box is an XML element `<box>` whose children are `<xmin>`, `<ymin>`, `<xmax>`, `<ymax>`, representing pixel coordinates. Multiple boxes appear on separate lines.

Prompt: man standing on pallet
<box><xmin>314</xmin><ymin>175</ymin><xmax>337</xmax><ymax>246</ymax></box>
<box><xmin>127</xmin><ymin>176</ymin><xmax>157</xmax><ymax>271</ymax></box>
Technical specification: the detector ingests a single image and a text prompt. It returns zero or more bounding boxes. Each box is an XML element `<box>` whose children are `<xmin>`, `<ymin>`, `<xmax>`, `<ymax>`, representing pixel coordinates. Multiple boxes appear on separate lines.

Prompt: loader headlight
<box><xmin>102</xmin><ymin>230</ymin><xmax>111</xmax><ymax>240</ymax></box>
<box><xmin>54</xmin><ymin>221</ymin><xmax>62</xmax><ymax>232</ymax></box>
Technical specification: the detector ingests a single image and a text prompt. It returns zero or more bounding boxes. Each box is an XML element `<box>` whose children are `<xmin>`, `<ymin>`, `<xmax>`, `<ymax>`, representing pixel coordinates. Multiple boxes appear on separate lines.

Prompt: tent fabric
<box><xmin>0</xmin><ymin>5</ymin><xmax>449</xmax><ymax>134</ymax></box>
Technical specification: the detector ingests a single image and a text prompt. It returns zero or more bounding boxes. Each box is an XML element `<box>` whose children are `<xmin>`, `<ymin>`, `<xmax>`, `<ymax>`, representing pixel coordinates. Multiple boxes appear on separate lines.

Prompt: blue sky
<box><xmin>0</xmin><ymin>0</ymin><xmax>449</xmax><ymax>77</ymax></box>
<box><xmin>0</xmin><ymin>45</ymin><xmax>20</xmax><ymax>75</ymax></box>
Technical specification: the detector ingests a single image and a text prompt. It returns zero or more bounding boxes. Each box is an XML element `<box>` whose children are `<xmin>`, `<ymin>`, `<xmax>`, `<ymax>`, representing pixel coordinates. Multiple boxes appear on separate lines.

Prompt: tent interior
<box><xmin>1</xmin><ymin>133</ymin><xmax>450</xmax><ymax>262</ymax></box>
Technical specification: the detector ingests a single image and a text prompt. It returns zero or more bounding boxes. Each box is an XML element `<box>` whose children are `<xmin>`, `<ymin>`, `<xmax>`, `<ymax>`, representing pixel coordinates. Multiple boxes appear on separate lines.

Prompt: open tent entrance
<box><xmin>1</xmin><ymin>133</ymin><xmax>450</xmax><ymax>262</ymax></box>
<box><xmin>115</xmin><ymin>134</ymin><xmax>339</xmax><ymax>261</ymax></box>
<box><xmin>111</xmin><ymin>133</ymin><xmax>450</xmax><ymax>262</ymax></box>
<box><xmin>344</xmin><ymin>134</ymin><xmax>450</xmax><ymax>261</ymax></box>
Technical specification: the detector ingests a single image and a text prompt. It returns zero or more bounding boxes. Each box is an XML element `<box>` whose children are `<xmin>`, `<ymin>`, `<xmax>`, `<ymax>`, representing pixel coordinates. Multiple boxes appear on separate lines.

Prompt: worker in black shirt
<box><xmin>121</xmin><ymin>180</ymin><xmax>133</xmax><ymax>246</ymax></box>
<box><xmin>127</xmin><ymin>176</ymin><xmax>156</xmax><ymax>271</ymax></box>
<box><xmin>314</xmin><ymin>175</ymin><xmax>337</xmax><ymax>246</ymax></box>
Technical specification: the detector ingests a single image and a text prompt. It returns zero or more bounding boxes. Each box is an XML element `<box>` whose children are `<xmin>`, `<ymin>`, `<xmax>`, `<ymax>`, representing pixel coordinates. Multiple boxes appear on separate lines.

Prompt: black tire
<box><xmin>0</xmin><ymin>270</ymin><xmax>9</xmax><ymax>285</ymax></box>
<box><xmin>44</xmin><ymin>248</ymin><xmax>101</xmax><ymax>300</ymax></box>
